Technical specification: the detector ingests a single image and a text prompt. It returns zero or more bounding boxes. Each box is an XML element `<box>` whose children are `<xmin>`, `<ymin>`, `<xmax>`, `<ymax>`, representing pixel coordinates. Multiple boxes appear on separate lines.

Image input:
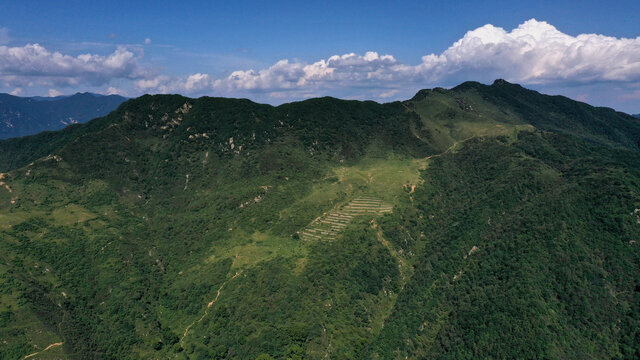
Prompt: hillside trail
<box><xmin>424</xmin><ymin>136</ymin><xmax>474</xmax><ymax>161</ymax></box>
<box><xmin>401</xmin><ymin>102</ymin><xmax>474</xmax><ymax>160</ymax></box>
<box><xmin>371</xmin><ymin>219</ymin><xmax>412</xmax><ymax>289</ymax></box>
<box><xmin>180</xmin><ymin>271</ymin><xmax>242</xmax><ymax>346</ymax></box>
<box><xmin>368</xmin><ymin>219</ymin><xmax>416</xmax><ymax>335</ymax></box>
<box><xmin>23</xmin><ymin>342</ymin><xmax>64</xmax><ymax>359</ymax></box>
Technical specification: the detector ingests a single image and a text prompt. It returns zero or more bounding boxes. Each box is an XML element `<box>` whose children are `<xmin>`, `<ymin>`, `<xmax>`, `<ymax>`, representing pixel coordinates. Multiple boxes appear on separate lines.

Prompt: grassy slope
<box><xmin>0</xmin><ymin>81</ymin><xmax>639</xmax><ymax>359</ymax></box>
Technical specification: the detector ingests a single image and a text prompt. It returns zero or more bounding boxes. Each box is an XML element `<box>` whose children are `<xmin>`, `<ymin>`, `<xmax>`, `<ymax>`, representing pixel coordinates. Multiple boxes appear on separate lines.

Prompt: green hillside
<box><xmin>1</xmin><ymin>81</ymin><xmax>639</xmax><ymax>359</ymax></box>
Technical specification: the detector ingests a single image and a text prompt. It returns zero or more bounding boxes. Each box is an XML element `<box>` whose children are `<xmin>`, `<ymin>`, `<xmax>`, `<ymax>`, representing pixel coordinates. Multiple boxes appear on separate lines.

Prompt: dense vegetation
<box><xmin>0</xmin><ymin>92</ymin><xmax>126</xmax><ymax>139</ymax></box>
<box><xmin>0</xmin><ymin>80</ymin><xmax>639</xmax><ymax>359</ymax></box>
<box><xmin>368</xmin><ymin>133</ymin><xmax>640</xmax><ymax>358</ymax></box>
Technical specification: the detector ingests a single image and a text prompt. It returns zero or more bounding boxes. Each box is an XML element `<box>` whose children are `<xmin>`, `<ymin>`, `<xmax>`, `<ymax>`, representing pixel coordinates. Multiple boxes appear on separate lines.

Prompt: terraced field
<box><xmin>299</xmin><ymin>197</ymin><xmax>393</xmax><ymax>241</ymax></box>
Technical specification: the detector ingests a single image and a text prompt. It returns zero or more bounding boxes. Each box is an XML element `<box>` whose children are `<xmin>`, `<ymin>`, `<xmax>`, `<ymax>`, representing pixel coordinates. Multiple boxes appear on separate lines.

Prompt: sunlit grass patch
<box><xmin>50</xmin><ymin>203</ymin><xmax>96</xmax><ymax>225</ymax></box>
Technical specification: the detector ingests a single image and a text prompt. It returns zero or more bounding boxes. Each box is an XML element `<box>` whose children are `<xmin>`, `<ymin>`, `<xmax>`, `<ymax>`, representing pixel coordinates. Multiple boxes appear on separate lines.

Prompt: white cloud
<box><xmin>136</xmin><ymin>19</ymin><xmax>640</xmax><ymax>104</ymax></box>
<box><xmin>138</xmin><ymin>51</ymin><xmax>408</xmax><ymax>97</ymax></box>
<box><xmin>216</xmin><ymin>52</ymin><xmax>404</xmax><ymax>92</ymax></box>
<box><xmin>416</xmin><ymin>19</ymin><xmax>640</xmax><ymax>85</ymax></box>
<box><xmin>134</xmin><ymin>75</ymin><xmax>173</xmax><ymax>93</ymax></box>
<box><xmin>2</xmin><ymin>19</ymin><xmax>638</xmax><ymax>111</ymax></box>
<box><xmin>106</xmin><ymin>86</ymin><xmax>126</xmax><ymax>96</ymax></box>
<box><xmin>9</xmin><ymin>87</ymin><xmax>22</xmax><ymax>96</ymax></box>
<box><xmin>48</xmin><ymin>88</ymin><xmax>63</xmax><ymax>97</ymax></box>
<box><xmin>0</xmin><ymin>43</ymin><xmax>149</xmax><ymax>88</ymax></box>
<box><xmin>378</xmin><ymin>89</ymin><xmax>399</xmax><ymax>98</ymax></box>
<box><xmin>184</xmin><ymin>73</ymin><xmax>210</xmax><ymax>91</ymax></box>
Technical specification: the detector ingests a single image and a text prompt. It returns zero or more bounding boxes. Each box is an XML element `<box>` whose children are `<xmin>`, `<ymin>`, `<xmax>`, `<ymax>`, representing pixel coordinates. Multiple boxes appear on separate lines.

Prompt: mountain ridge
<box><xmin>2</xmin><ymin>79</ymin><xmax>638</xmax><ymax>174</ymax></box>
<box><xmin>0</xmin><ymin>80</ymin><xmax>639</xmax><ymax>359</ymax></box>
<box><xmin>0</xmin><ymin>92</ymin><xmax>127</xmax><ymax>140</ymax></box>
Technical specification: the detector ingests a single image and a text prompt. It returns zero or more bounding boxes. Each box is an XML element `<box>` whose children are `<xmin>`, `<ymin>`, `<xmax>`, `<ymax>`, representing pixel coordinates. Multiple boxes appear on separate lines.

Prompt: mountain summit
<box><xmin>0</xmin><ymin>81</ymin><xmax>639</xmax><ymax>359</ymax></box>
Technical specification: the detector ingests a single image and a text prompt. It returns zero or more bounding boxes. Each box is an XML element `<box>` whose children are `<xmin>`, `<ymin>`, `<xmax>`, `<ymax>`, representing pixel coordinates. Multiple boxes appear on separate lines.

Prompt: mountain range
<box><xmin>0</xmin><ymin>92</ymin><xmax>127</xmax><ymax>140</ymax></box>
<box><xmin>0</xmin><ymin>80</ymin><xmax>639</xmax><ymax>359</ymax></box>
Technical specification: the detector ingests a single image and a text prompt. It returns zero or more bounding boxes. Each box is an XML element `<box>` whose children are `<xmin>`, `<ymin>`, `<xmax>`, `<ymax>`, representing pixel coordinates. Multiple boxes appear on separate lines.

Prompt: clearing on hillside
<box><xmin>299</xmin><ymin>197</ymin><xmax>393</xmax><ymax>241</ymax></box>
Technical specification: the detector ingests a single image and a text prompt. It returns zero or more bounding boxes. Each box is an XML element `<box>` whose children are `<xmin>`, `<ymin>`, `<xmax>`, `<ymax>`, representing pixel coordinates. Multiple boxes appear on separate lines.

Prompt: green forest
<box><xmin>0</xmin><ymin>80</ymin><xmax>639</xmax><ymax>359</ymax></box>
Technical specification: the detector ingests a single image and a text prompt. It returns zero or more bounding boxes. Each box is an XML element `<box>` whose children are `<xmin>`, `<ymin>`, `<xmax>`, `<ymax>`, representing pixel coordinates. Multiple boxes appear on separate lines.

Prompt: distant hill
<box><xmin>633</xmin><ymin>114</ymin><xmax>640</xmax><ymax>119</ymax></box>
<box><xmin>1</xmin><ymin>81</ymin><xmax>639</xmax><ymax>359</ymax></box>
<box><xmin>0</xmin><ymin>92</ymin><xmax>126</xmax><ymax>139</ymax></box>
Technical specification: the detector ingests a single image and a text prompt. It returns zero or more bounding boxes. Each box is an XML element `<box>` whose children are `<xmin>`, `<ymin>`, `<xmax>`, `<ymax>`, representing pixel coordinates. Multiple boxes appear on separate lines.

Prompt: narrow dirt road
<box><xmin>23</xmin><ymin>342</ymin><xmax>64</xmax><ymax>359</ymax></box>
<box><xmin>180</xmin><ymin>271</ymin><xmax>241</xmax><ymax>346</ymax></box>
<box><xmin>371</xmin><ymin>220</ymin><xmax>412</xmax><ymax>287</ymax></box>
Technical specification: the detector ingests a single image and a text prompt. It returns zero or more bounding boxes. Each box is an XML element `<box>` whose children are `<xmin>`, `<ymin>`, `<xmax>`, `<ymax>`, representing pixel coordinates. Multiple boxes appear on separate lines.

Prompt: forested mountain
<box><xmin>0</xmin><ymin>80</ymin><xmax>639</xmax><ymax>359</ymax></box>
<box><xmin>0</xmin><ymin>92</ymin><xmax>126</xmax><ymax>139</ymax></box>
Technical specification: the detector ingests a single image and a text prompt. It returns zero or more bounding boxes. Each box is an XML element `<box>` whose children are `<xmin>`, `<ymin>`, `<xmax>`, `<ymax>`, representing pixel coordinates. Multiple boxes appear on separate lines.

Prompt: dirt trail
<box><xmin>371</xmin><ymin>220</ymin><xmax>412</xmax><ymax>287</ymax></box>
<box><xmin>368</xmin><ymin>220</ymin><xmax>415</xmax><ymax>334</ymax></box>
<box><xmin>180</xmin><ymin>271</ymin><xmax>241</xmax><ymax>346</ymax></box>
<box><xmin>403</xmin><ymin>184</ymin><xmax>416</xmax><ymax>194</ymax></box>
<box><xmin>23</xmin><ymin>342</ymin><xmax>64</xmax><ymax>359</ymax></box>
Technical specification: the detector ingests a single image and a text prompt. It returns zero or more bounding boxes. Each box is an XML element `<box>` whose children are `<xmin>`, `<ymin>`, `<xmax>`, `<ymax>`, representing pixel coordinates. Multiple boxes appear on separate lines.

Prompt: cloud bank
<box><xmin>0</xmin><ymin>43</ymin><xmax>148</xmax><ymax>88</ymax></box>
<box><xmin>1</xmin><ymin>19</ymin><xmax>639</xmax><ymax>110</ymax></box>
<box><xmin>135</xmin><ymin>19</ymin><xmax>640</xmax><ymax>103</ymax></box>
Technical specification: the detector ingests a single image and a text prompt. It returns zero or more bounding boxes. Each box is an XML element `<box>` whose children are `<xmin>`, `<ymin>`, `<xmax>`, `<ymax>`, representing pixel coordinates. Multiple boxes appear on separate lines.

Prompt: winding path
<box><xmin>180</xmin><ymin>271</ymin><xmax>241</xmax><ymax>346</ymax></box>
<box><xmin>23</xmin><ymin>342</ymin><xmax>64</xmax><ymax>359</ymax></box>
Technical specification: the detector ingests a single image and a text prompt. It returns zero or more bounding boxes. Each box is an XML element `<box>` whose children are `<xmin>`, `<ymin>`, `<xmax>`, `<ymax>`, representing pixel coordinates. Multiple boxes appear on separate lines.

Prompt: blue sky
<box><xmin>1</xmin><ymin>0</ymin><xmax>639</xmax><ymax>112</ymax></box>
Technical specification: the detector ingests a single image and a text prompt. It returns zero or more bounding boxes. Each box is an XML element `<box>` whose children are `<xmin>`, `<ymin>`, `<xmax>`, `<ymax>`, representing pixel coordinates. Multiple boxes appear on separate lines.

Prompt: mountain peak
<box><xmin>492</xmin><ymin>78</ymin><xmax>511</xmax><ymax>86</ymax></box>
<box><xmin>412</xmin><ymin>79</ymin><xmax>521</xmax><ymax>101</ymax></box>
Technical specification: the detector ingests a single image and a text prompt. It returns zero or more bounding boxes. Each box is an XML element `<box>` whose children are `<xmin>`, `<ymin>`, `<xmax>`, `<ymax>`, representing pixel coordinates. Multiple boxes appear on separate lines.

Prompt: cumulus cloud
<box><xmin>378</xmin><ymin>89</ymin><xmax>399</xmax><ymax>98</ymax></box>
<box><xmin>106</xmin><ymin>86</ymin><xmax>127</xmax><ymax>96</ymax></box>
<box><xmin>9</xmin><ymin>87</ymin><xmax>22</xmax><ymax>96</ymax></box>
<box><xmin>135</xmin><ymin>19</ymin><xmax>639</xmax><ymax>103</ymax></box>
<box><xmin>136</xmin><ymin>51</ymin><xmax>408</xmax><ymax>97</ymax></box>
<box><xmin>3</xmin><ymin>19</ymin><xmax>638</xmax><ymax>110</ymax></box>
<box><xmin>133</xmin><ymin>73</ymin><xmax>212</xmax><ymax>94</ymax></box>
<box><xmin>216</xmin><ymin>52</ymin><xmax>403</xmax><ymax>92</ymax></box>
<box><xmin>417</xmin><ymin>19</ymin><xmax>640</xmax><ymax>85</ymax></box>
<box><xmin>48</xmin><ymin>89</ymin><xmax>63</xmax><ymax>97</ymax></box>
<box><xmin>0</xmin><ymin>43</ymin><xmax>149</xmax><ymax>88</ymax></box>
<box><xmin>134</xmin><ymin>75</ymin><xmax>174</xmax><ymax>93</ymax></box>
